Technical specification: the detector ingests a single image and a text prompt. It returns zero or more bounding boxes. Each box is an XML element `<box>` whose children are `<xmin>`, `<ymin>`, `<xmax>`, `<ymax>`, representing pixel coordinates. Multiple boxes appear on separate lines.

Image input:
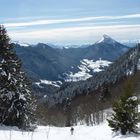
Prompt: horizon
<box><xmin>13</xmin><ymin>34</ymin><xmax>140</xmax><ymax>46</ymax></box>
<box><xmin>1</xmin><ymin>0</ymin><xmax>140</xmax><ymax>45</ymax></box>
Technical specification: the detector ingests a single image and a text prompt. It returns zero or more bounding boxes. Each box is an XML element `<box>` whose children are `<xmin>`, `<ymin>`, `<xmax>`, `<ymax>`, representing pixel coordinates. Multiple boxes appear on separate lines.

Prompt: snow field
<box><xmin>0</xmin><ymin>121</ymin><xmax>139</xmax><ymax>140</ymax></box>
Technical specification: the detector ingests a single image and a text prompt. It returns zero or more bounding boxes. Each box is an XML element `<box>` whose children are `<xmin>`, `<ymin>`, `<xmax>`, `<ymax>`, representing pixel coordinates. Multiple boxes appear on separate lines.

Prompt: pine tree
<box><xmin>0</xmin><ymin>25</ymin><xmax>36</xmax><ymax>130</ymax></box>
<box><xmin>107</xmin><ymin>80</ymin><xmax>140</xmax><ymax>135</ymax></box>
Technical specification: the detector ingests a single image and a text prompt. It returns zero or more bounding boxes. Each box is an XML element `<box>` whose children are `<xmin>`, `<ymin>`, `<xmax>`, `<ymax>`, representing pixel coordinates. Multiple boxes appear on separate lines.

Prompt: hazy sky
<box><xmin>1</xmin><ymin>0</ymin><xmax>140</xmax><ymax>44</ymax></box>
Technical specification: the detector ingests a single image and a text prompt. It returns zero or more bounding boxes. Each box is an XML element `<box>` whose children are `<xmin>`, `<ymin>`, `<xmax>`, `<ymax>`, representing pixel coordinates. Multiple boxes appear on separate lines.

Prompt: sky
<box><xmin>0</xmin><ymin>0</ymin><xmax>140</xmax><ymax>45</ymax></box>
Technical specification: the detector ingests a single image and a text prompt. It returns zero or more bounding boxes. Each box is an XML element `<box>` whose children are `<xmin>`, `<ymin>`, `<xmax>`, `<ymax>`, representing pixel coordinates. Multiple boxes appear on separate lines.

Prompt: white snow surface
<box><xmin>126</xmin><ymin>70</ymin><xmax>133</xmax><ymax>76</ymax></box>
<box><xmin>65</xmin><ymin>59</ymin><xmax>112</xmax><ymax>82</ymax></box>
<box><xmin>18</xmin><ymin>43</ymin><xmax>29</xmax><ymax>47</ymax></box>
<box><xmin>14</xmin><ymin>41</ymin><xmax>30</xmax><ymax>47</ymax></box>
<box><xmin>0</xmin><ymin>106</ymin><xmax>139</xmax><ymax>140</ymax></box>
<box><xmin>0</xmin><ymin>121</ymin><xmax>139</xmax><ymax>140</ymax></box>
<box><xmin>128</xmin><ymin>96</ymin><xmax>138</xmax><ymax>101</ymax></box>
<box><xmin>35</xmin><ymin>80</ymin><xmax>62</xmax><ymax>87</ymax></box>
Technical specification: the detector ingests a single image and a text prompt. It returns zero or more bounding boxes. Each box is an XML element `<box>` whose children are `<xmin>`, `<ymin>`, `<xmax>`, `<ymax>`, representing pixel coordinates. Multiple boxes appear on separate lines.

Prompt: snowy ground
<box><xmin>0</xmin><ymin>121</ymin><xmax>139</xmax><ymax>140</ymax></box>
<box><xmin>65</xmin><ymin>59</ymin><xmax>112</xmax><ymax>82</ymax></box>
<box><xmin>34</xmin><ymin>80</ymin><xmax>62</xmax><ymax>88</ymax></box>
<box><xmin>0</xmin><ymin>106</ymin><xmax>139</xmax><ymax>140</ymax></box>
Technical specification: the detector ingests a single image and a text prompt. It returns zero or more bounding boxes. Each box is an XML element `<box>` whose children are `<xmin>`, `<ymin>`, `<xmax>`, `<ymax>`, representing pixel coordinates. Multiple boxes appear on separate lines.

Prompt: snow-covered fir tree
<box><xmin>107</xmin><ymin>80</ymin><xmax>140</xmax><ymax>135</ymax></box>
<box><xmin>0</xmin><ymin>25</ymin><xmax>36</xmax><ymax>130</ymax></box>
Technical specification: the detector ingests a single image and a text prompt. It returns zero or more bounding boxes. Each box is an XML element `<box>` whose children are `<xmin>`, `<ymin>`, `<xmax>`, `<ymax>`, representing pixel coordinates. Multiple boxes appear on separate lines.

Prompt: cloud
<box><xmin>4</xmin><ymin>13</ymin><xmax>140</xmax><ymax>44</ymax></box>
<box><xmin>4</xmin><ymin>13</ymin><xmax>140</xmax><ymax>28</ymax></box>
<box><xmin>9</xmin><ymin>24</ymin><xmax>140</xmax><ymax>44</ymax></box>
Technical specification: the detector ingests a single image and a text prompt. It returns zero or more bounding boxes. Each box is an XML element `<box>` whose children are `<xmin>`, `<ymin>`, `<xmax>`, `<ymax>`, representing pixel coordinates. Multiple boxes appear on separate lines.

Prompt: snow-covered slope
<box><xmin>65</xmin><ymin>59</ymin><xmax>112</xmax><ymax>82</ymax></box>
<box><xmin>0</xmin><ymin>121</ymin><xmax>139</xmax><ymax>140</ymax></box>
<box><xmin>34</xmin><ymin>59</ymin><xmax>112</xmax><ymax>86</ymax></box>
<box><xmin>0</xmin><ymin>106</ymin><xmax>139</xmax><ymax>140</ymax></box>
<box><xmin>34</xmin><ymin>80</ymin><xmax>62</xmax><ymax>87</ymax></box>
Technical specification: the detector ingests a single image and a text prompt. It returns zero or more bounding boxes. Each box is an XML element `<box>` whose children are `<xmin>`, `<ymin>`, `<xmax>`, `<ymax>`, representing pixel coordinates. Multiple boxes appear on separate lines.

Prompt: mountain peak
<box><xmin>96</xmin><ymin>34</ymin><xmax>116</xmax><ymax>44</ymax></box>
<box><xmin>103</xmin><ymin>34</ymin><xmax>111</xmax><ymax>39</ymax></box>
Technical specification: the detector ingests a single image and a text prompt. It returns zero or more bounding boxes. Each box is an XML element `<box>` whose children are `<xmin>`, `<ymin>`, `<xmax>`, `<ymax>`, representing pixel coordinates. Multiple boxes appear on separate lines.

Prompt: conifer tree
<box><xmin>0</xmin><ymin>25</ymin><xmax>36</xmax><ymax>130</ymax></box>
<box><xmin>107</xmin><ymin>80</ymin><xmax>140</xmax><ymax>135</ymax></box>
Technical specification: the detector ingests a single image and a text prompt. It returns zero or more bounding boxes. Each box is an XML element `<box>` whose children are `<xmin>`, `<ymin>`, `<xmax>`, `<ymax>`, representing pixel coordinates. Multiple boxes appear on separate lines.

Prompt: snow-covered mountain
<box><xmin>14</xmin><ymin>35</ymin><xmax>129</xmax><ymax>100</ymax></box>
<box><xmin>96</xmin><ymin>34</ymin><xmax>116</xmax><ymax>44</ymax></box>
<box><xmin>15</xmin><ymin>35</ymin><xmax>128</xmax><ymax>83</ymax></box>
<box><xmin>122</xmin><ymin>40</ymin><xmax>140</xmax><ymax>48</ymax></box>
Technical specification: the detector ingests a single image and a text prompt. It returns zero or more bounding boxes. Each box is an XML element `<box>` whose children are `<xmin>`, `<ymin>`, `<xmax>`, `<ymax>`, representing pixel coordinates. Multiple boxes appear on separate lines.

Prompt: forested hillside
<box><xmin>36</xmin><ymin>44</ymin><xmax>140</xmax><ymax>126</ymax></box>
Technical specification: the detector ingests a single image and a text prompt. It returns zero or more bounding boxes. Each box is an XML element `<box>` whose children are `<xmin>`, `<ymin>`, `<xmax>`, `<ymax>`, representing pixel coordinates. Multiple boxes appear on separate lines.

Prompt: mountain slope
<box><xmin>48</xmin><ymin>44</ymin><xmax>140</xmax><ymax>105</ymax></box>
<box><xmin>84</xmin><ymin>34</ymin><xmax>128</xmax><ymax>61</ymax></box>
<box><xmin>15</xmin><ymin>35</ymin><xmax>129</xmax><ymax>83</ymax></box>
